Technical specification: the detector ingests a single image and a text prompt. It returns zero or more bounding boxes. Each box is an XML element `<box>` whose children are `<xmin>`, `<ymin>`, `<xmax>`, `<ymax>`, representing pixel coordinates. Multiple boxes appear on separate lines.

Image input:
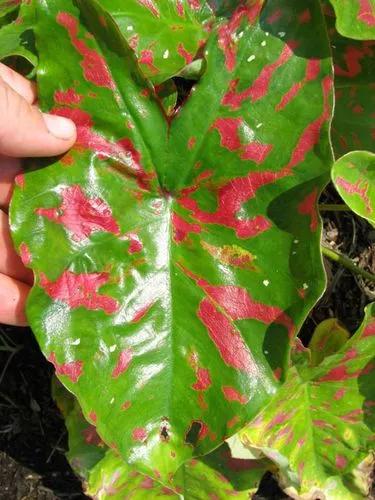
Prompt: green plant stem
<box><xmin>319</xmin><ymin>204</ymin><xmax>351</xmax><ymax>212</ymax></box>
<box><xmin>322</xmin><ymin>245</ymin><xmax>375</xmax><ymax>283</ymax></box>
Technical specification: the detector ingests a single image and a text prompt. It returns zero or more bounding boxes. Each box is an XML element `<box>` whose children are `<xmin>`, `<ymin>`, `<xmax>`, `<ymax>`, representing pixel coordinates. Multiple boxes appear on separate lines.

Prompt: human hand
<box><xmin>0</xmin><ymin>63</ymin><xmax>76</xmax><ymax>326</ymax></box>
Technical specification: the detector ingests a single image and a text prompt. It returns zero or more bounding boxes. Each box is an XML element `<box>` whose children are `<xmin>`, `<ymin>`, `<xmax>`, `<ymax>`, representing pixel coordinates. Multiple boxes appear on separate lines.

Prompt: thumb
<box><xmin>0</xmin><ymin>77</ymin><xmax>76</xmax><ymax>158</ymax></box>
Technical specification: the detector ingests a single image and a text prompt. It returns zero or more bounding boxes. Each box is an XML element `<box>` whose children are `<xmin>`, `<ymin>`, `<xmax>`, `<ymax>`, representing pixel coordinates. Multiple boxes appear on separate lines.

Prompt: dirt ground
<box><xmin>0</xmin><ymin>184</ymin><xmax>373</xmax><ymax>499</ymax></box>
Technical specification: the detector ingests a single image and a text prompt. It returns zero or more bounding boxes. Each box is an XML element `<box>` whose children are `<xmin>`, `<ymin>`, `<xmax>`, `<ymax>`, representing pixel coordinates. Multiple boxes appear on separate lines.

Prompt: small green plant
<box><xmin>1</xmin><ymin>0</ymin><xmax>374</xmax><ymax>497</ymax></box>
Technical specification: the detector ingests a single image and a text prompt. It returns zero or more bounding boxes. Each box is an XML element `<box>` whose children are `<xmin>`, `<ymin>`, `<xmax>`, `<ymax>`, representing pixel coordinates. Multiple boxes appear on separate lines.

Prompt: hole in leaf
<box><xmin>160</xmin><ymin>418</ymin><xmax>170</xmax><ymax>442</ymax></box>
<box><xmin>185</xmin><ymin>421</ymin><xmax>203</xmax><ymax>446</ymax></box>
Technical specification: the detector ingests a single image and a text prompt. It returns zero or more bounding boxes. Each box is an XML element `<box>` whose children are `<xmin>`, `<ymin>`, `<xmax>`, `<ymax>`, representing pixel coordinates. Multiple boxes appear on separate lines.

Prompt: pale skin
<box><xmin>0</xmin><ymin>63</ymin><xmax>77</xmax><ymax>326</ymax></box>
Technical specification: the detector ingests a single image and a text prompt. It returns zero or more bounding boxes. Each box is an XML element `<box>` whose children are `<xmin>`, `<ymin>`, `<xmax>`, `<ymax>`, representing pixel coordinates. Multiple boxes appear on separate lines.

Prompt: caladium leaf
<box><xmin>328</xmin><ymin>0</ymin><xmax>375</xmax><ymax>40</ymax></box>
<box><xmin>10</xmin><ymin>0</ymin><xmax>333</xmax><ymax>480</ymax></box>
<box><xmin>309</xmin><ymin>318</ymin><xmax>350</xmax><ymax>367</ymax></box>
<box><xmin>325</xmin><ymin>3</ymin><xmax>375</xmax><ymax>157</ymax></box>
<box><xmin>332</xmin><ymin>151</ymin><xmax>375</xmax><ymax>225</ymax></box>
<box><xmin>54</xmin><ymin>381</ymin><xmax>270</xmax><ymax>497</ymax></box>
<box><xmin>97</xmin><ymin>0</ymin><xmax>212</xmax><ymax>84</ymax></box>
<box><xmin>240</xmin><ymin>303</ymin><xmax>375</xmax><ymax>499</ymax></box>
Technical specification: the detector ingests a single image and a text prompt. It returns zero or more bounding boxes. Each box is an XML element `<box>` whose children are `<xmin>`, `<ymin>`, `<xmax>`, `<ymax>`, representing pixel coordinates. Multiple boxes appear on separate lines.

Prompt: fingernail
<box><xmin>43</xmin><ymin>113</ymin><xmax>76</xmax><ymax>140</ymax></box>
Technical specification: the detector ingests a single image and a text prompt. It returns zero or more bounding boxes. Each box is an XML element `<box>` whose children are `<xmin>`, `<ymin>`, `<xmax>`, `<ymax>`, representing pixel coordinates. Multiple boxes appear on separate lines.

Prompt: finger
<box><xmin>0</xmin><ymin>210</ymin><xmax>34</xmax><ymax>285</ymax></box>
<box><xmin>0</xmin><ymin>79</ymin><xmax>77</xmax><ymax>157</ymax></box>
<box><xmin>0</xmin><ymin>62</ymin><xmax>36</xmax><ymax>104</ymax></box>
<box><xmin>0</xmin><ymin>272</ymin><xmax>29</xmax><ymax>326</ymax></box>
<box><xmin>0</xmin><ymin>156</ymin><xmax>22</xmax><ymax>209</ymax></box>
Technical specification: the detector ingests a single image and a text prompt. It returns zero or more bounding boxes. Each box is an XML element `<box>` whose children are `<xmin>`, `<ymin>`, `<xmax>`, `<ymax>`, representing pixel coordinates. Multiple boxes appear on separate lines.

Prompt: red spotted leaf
<box><xmin>96</xmin><ymin>0</ymin><xmax>212</xmax><ymax>84</ymax></box>
<box><xmin>240</xmin><ymin>303</ymin><xmax>375</xmax><ymax>499</ymax></box>
<box><xmin>328</xmin><ymin>0</ymin><xmax>375</xmax><ymax>40</ymax></box>
<box><xmin>332</xmin><ymin>151</ymin><xmax>375</xmax><ymax>225</ymax></box>
<box><xmin>53</xmin><ymin>381</ymin><xmax>271</xmax><ymax>497</ymax></box>
<box><xmin>10</xmin><ymin>0</ymin><xmax>333</xmax><ymax>481</ymax></box>
<box><xmin>324</xmin><ymin>3</ymin><xmax>375</xmax><ymax>157</ymax></box>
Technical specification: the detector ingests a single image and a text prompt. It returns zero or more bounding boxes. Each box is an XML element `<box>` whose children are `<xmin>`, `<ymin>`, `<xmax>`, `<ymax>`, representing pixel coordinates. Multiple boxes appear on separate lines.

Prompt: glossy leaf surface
<box><xmin>54</xmin><ymin>381</ymin><xmax>269</xmax><ymax>498</ymax></box>
<box><xmin>332</xmin><ymin>151</ymin><xmax>375</xmax><ymax>225</ymax></box>
<box><xmin>11</xmin><ymin>0</ymin><xmax>333</xmax><ymax>479</ymax></box>
<box><xmin>96</xmin><ymin>0</ymin><xmax>211</xmax><ymax>84</ymax></box>
<box><xmin>240</xmin><ymin>304</ymin><xmax>375</xmax><ymax>499</ymax></box>
<box><xmin>328</xmin><ymin>0</ymin><xmax>375</xmax><ymax>40</ymax></box>
<box><xmin>309</xmin><ymin>318</ymin><xmax>350</xmax><ymax>366</ymax></box>
<box><xmin>325</xmin><ymin>4</ymin><xmax>375</xmax><ymax>157</ymax></box>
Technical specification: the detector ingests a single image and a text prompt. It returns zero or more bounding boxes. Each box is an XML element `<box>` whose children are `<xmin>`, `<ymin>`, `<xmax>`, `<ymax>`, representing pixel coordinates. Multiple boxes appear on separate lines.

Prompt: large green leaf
<box><xmin>325</xmin><ymin>4</ymin><xmax>375</xmax><ymax>157</ymax></box>
<box><xmin>328</xmin><ymin>0</ymin><xmax>375</xmax><ymax>40</ymax></box>
<box><xmin>332</xmin><ymin>151</ymin><xmax>375</xmax><ymax>225</ymax></box>
<box><xmin>10</xmin><ymin>0</ymin><xmax>333</xmax><ymax>480</ymax></box>
<box><xmin>240</xmin><ymin>304</ymin><xmax>375</xmax><ymax>499</ymax></box>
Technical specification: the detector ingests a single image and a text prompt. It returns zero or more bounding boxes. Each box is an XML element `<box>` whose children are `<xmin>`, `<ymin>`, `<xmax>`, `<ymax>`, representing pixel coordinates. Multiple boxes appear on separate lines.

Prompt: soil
<box><xmin>0</xmin><ymin>184</ymin><xmax>373</xmax><ymax>499</ymax></box>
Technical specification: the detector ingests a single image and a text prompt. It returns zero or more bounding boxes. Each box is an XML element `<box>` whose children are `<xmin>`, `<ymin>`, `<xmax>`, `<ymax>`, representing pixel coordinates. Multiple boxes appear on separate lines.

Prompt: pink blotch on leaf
<box><xmin>276</xmin><ymin>59</ymin><xmax>320</xmax><ymax>111</ymax></box>
<box><xmin>188</xmin><ymin>136</ymin><xmax>197</xmax><ymax>150</ymax></box>
<box><xmin>176</xmin><ymin>0</ymin><xmax>185</xmax><ymax>17</ymax></box>
<box><xmin>172</xmin><ymin>213</ymin><xmax>201</xmax><ymax>243</ymax></box>
<box><xmin>36</xmin><ymin>185</ymin><xmax>120</xmax><ymax>241</ymax></box>
<box><xmin>112</xmin><ymin>349</ymin><xmax>133</xmax><ymax>378</ymax></box>
<box><xmin>222</xmin><ymin>44</ymin><xmax>299</xmax><ymax>109</ymax></box>
<box><xmin>265</xmin><ymin>412</ymin><xmax>290</xmax><ymax>431</ymax></box>
<box><xmin>198</xmin><ymin>298</ymin><xmax>257</xmax><ymax>374</ymax></box>
<box><xmin>131</xmin><ymin>303</ymin><xmax>153</xmax><ymax>323</ymax></box>
<box><xmin>335</xmin><ymin>177</ymin><xmax>372</xmax><ymax>214</ymax></box>
<box><xmin>127</xmin><ymin>233</ymin><xmax>143</xmax><ymax>254</ymax></box>
<box><xmin>298</xmin><ymin>188</ymin><xmax>319</xmax><ymax>231</ymax></box>
<box><xmin>40</xmin><ymin>271</ymin><xmax>119</xmax><ymax>314</ymax></box>
<box><xmin>299</xmin><ymin>9</ymin><xmax>311</xmax><ymax>23</ymax></box>
<box><xmin>218</xmin><ymin>3</ymin><xmax>263</xmax><ymax>71</ymax></box>
<box><xmin>187</xmin><ymin>0</ymin><xmax>200</xmax><ymax>9</ymax></box>
<box><xmin>283</xmin><ymin>76</ymin><xmax>332</xmax><ymax>172</ymax></box>
<box><xmin>334</xmin><ymin>388</ymin><xmax>346</xmax><ymax>400</ymax></box>
<box><xmin>335</xmin><ymin>455</ymin><xmax>347</xmax><ymax>469</ymax></box>
<box><xmin>273</xmin><ymin>367</ymin><xmax>282</xmax><ymax>380</ymax></box>
<box><xmin>199</xmin><ymin>281</ymin><xmax>295</xmax><ymax>337</ymax></box>
<box><xmin>211</xmin><ymin>117</ymin><xmax>242</xmax><ymax>151</ymax></box>
<box><xmin>121</xmin><ymin>400</ymin><xmax>132</xmax><ymax>411</ymax></box>
<box><xmin>222</xmin><ymin>386</ymin><xmax>248</xmax><ymax>404</ymax></box>
<box><xmin>82</xmin><ymin>425</ymin><xmax>102</xmax><ymax>446</ymax></box>
<box><xmin>227</xmin><ymin>415</ymin><xmax>240</xmax><ymax>429</ymax></box>
<box><xmin>132</xmin><ymin>427</ymin><xmax>148</xmax><ymax>442</ymax></box>
<box><xmin>241</xmin><ymin>142</ymin><xmax>273</xmax><ymax>164</ymax></box>
<box><xmin>56</xmin><ymin>12</ymin><xmax>115</xmax><ymax>89</ymax></box>
<box><xmin>177</xmin><ymin>43</ymin><xmax>193</xmax><ymax>64</ymax></box>
<box><xmin>137</xmin><ymin>0</ymin><xmax>160</xmax><ymax>17</ymax></box>
<box><xmin>334</xmin><ymin>43</ymin><xmax>374</xmax><ymax>79</ymax></box>
<box><xmin>192</xmin><ymin>368</ymin><xmax>212</xmax><ymax>391</ymax></box>
<box><xmin>267</xmin><ymin>9</ymin><xmax>282</xmax><ymax>24</ymax></box>
<box><xmin>19</xmin><ymin>243</ymin><xmax>31</xmax><ymax>266</ymax></box>
<box><xmin>88</xmin><ymin>411</ymin><xmax>97</xmax><ymax>423</ymax></box>
<box><xmin>48</xmin><ymin>352</ymin><xmax>83</xmax><ymax>383</ymax></box>
<box><xmin>51</xmin><ymin>108</ymin><xmax>149</xmax><ymax>187</ymax></box>
<box><xmin>179</xmin><ymin>168</ymin><xmax>279</xmax><ymax>239</ymax></box>
<box><xmin>363</xmin><ymin>321</ymin><xmax>375</xmax><ymax>337</ymax></box>
<box><xmin>140</xmin><ymin>477</ymin><xmax>154</xmax><ymax>489</ymax></box>
<box><xmin>358</xmin><ymin>0</ymin><xmax>375</xmax><ymax>26</ymax></box>
<box><xmin>15</xmin><ymin>174</ymin><xmax>25</xmax><ymax>189</ymax></box>
<box><xmin>139</xmin><ymin>49</ymin><xmax>159</xmax><ymax>75</ymax></box>
<box><xmin>341</xmin><ymin>409</ymin><xmax>363</xmax><ymax>423</ymax></box>
<box><xmin>54</xmin><ymin>88</ymin><xmax>83</xmax><ymax>105</ymax></box>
